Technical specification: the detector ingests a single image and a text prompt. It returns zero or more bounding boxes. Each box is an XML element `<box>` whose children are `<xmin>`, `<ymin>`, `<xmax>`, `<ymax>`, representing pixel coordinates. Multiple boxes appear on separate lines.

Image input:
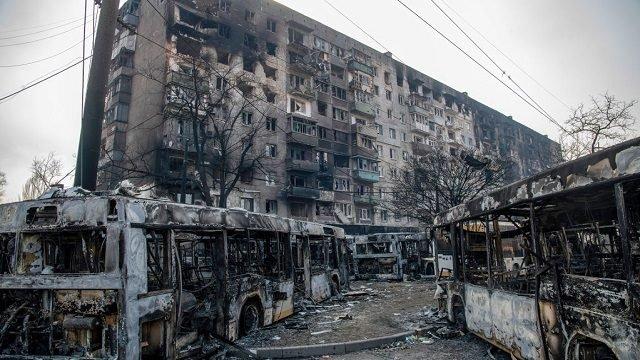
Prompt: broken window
<box><xmin>146</xmin><ymin>230</ymin><xmax>171</xmax><ymax>292</ymax></box>
<box><xmin>265</xmin><ymin>199</ymin><xmax>278</xmax><ymax>214</ymax></box>
<box><xmin>331</xmin><ymin>85</ymin><xmax>346</xmax><ymax>100</ymax></box>
<box><xmin>267</xmin><ymin>19</ymin><xmax>277</xmax><ymax>32</ymax></box>
<box><xmin>243</xmin><ymin>33</ymin><xmax>257</xmax><ymax>50</ymax></box>
<box><xmin>330</xmin><ymin>43</ymin><xmax>344</xmax><ymax>57</ymax></box>
<box><xmin>309</xmin><ymin>239</ymin><xmax>327</xmax><ymax>270</ymax></box>
<box><xmin>317</xmin><ymin>100</ymin><xmax>327</xmax><ymax>116</ymax></box>
<box><xmin>241</xmin><ymin>198</ymin><xmax>254</xmax><ymax>211</ymax></box>
<box><xmin>176</xmin><ymin>36</ymin><xmax>202</xmax><ymax>58</ymax></box>
<box><xmin>265</xmin><ymin>143</ymin><xmax>277</xmax><ymax>157</ymax></box>
<box><xmin>266</xmin><ymin>117</ymin><xmax>277</xmax><ymax>131</ymax></box>
<box><xmin>244</xmin><ymin>10</ymin><xmax>255</xmax><ymax>23</ymax></box>
<box><xmin>330</xmin><ymin>64</ymin><xmax>344</xmax><ymax>79</ymax></box>
<box><xmin>288</xmin><ymin>27</ymin><xmax>304</xmax><ymax>44</ymax></box>
<box><xmin>243</xmin><ymin>57</ymin><xmax>256</xmax><ymax>73</ymax></box>
<box><xmin>332</xmin><ymin>106</ymin><xmax>348</xmax><ymax>121</ymax></box>
<box><xmin>266</xmin><ymin>42</ymin><xmax>277</xmax><ymax>56</ymax></box>
<box><xmin>218</xmin><ymin>23</ymin><xmax>231</xmax><ymax>39</ymax></box>
<box><xmin>264</xmin><ymin>65</ymin><xmax>277</xmax><ymax>80</ymax></box>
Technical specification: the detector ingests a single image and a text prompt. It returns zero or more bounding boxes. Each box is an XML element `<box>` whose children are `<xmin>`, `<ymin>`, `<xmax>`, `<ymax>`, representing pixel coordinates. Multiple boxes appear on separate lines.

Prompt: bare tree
<box><xmin>386</xmin><ymin>148</ymin><xmax>507</xmax><ymax>225</ymax></box>
<box><xmin>105</xmin><ymin>45</ymin><xmax>277</xmax><ymax>207</ymax></box>
<box><xmin>561</xmin><ymin>92</ymin><xmax>637</xmax><ymax>160</ymax></box>
<box><xmin>0</xmin><ymin>171</ymin><xmax>6</xmax><ymax>203</ymax></box>
<box><xmin>20</xmin><ymin>153</ymin><xmax>63</xmax><ymax>200</ymax></box>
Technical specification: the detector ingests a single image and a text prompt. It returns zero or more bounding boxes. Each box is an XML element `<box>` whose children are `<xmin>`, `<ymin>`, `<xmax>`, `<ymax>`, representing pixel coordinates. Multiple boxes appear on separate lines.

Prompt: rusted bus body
<box><xmin>351</xmin><ymin>233</ymin><xmax>428</xmax><ymax>280</ymax></box>
<box><xmin>433</xmin><ymin>138</ymin><xmax>640</xmax><ymax>359</ymax></box>
<box><xmin>0</xmin><ymin>195</ymin><xmax>347</xmax><ymax>358</ymax></box>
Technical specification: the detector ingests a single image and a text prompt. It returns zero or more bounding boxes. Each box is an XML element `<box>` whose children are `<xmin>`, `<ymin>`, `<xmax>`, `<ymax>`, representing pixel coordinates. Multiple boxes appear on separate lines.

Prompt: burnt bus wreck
<box><xmin>434</xmin><ymin>138</ymin><xmax>640</xmax><ymax>359</ymax></box>
<box><xmin>0</xmin><ymin>194</ymin><xmax>348</xmax><ymax>358</ymax></box>
<box><xmin>350</xmin><ymin>233</ymin><xmax>430</xmax><ymax>280</ymax></box>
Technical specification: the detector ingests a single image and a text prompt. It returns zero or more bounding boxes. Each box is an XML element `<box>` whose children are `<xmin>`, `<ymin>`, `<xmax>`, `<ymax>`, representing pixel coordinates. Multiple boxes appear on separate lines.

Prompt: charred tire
<box><xmin>569</xmin><ymin>336</ymin><xmax>617</xmax><ymax>360</ymax></box>
<box><xmin>240</xmin><ymin>301</ymin><xmax>262</xmax><ymax>336</ymax></box>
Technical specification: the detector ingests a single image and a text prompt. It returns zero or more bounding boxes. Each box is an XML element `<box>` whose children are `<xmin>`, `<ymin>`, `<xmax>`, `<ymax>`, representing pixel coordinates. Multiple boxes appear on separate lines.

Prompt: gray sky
<box><xmin>0</xmin><ymin>0</ymin><xmax>638</xmax><ymax>202</ymax></box>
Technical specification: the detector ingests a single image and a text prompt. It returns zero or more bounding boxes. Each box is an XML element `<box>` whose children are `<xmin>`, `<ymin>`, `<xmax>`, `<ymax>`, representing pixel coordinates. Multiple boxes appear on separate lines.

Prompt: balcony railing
<box><xmin>286</xmin><ymin>132</ymin><xmax>318</xmax><ymax>147</ymax></box>
<box><xmin>287</xmin><ymin>40</ymin><xmax>310</xmax><ymax>54</ymax></box>
<box><xmin>286</xmin><ymin>186</ymin><xmax>320</xmax><ymax>199</ymax></box>
<box><xmin>347</xmin><ymin>59</ymin><xmax>375</xmax><ymax>76</ymax></box>
<box><xmin>412</xmin><ymin>121</ymin><xmax>430</xmax><ymax>134</ymax></box>
<box><xmin>408</xmin><ymin>104</ymin><xmax>432</xmax><ymax>117</ymax></box>
<box><xmin>412</xmin><ymin>142</ymin><xmax>431</xmax><ymax>156</ymax></box>
<box><xmin>286</xmin><ymin>158</ymin><xmax>320</xmax><ymax>172</ymax></box>
<box><xmin>318</xmin><ymin>190</ymin><xmax>335</xmax><ymax>202</ymax></box>
<box><xmin>318</xmin><ymin>163</ymin><xmax>334</xmax><ymax>177</ymax></box>
<box><xmin>352</xmin><ymin>123</ymin><xmax>378</xmax><ymax>138</ymax></box>
<box><xmin>353</xmin><ymin>193</ymin><xmax>380</xmax><ymax>205</ymax></box>
<box><xmin>353</xmin><ymin>169</ymin><xmax>380</xmax><ymax>182</ymax></box>
<box><xmin>445</xmin><ymin>119</ymin><xmax>463</xmax><ymax>130</ymax></box>
<box><xmin>352</xmin><ymin>146</ymin><xmax>378</xmax><ymax>159</ymax></box>
<box><xmin>286</xmin><ymin>83</ymin><xmax>316</xmax><ymax>100</ymax></box>
<box><xmin>350</xmin><ymin>101</ymin><xmax>376</xmax><ymax>118</ymax></box>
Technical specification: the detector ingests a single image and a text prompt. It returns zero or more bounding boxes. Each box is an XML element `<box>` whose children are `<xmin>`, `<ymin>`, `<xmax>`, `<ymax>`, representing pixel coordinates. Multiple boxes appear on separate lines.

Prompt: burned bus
<box><xmin>0</xmin><ymin>193</ymin><xmax>348</xmax><ymax>358</ymax></box>
<box><xmin>434</xmin><ymin>138</ymin><xmax>640</xmax><ymax>359</ymax></box>
<box><xmin>351</xmin><ymin>233</ymin><xmax>429</xmax><ymax>280</ymax></box>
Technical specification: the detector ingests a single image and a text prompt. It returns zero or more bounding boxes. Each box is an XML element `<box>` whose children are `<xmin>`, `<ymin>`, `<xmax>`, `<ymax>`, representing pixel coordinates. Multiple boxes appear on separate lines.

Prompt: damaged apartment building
<box><xmin>97</xmin><ymin>0</ymin><xmax>560</xmax><ymax>230</ymax></box>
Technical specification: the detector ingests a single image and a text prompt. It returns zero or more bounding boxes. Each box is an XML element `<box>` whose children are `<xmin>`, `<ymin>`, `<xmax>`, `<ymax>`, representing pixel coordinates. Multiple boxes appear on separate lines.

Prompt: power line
<box><xmin>428</xmin><ymin>0</ymin><xmax>558</xmax><ymax>127</ymax></box>
<box><xmin>0</xmin><ymin>32</ymin><xmax>93</xmax><ymax>68</ymax></box>
<box><xmin>395</xmin><ymin>0</ymin><xmax>563</xmax><ymax>130</ymax></box>
<box><xmin>322</xmin><ymin>0</ymin><xmax>406</xmax><ymax>64</ymax></box>
<box><xmin>0</xmin><ymin>19</ymin><xmax>94</xmax><ymax>47</ymax></box>
<box><xmin>0</xmin><ymin>15</ymin><xmax>84</xmax><ymax>34</ymax></box>
<box><xmin>439</xmin><ymin>0</ymin><xmax>571</xmax><ymax>110</ymax></box>
<box><xmin>0</xmin><ymin>17</ymin><xmax>85</xmax><ymax>40</ymax></box>
<box><xmin>0</xmin><ymin>56</ymin><xmax>91</xmax><ymax>103</ymax></box>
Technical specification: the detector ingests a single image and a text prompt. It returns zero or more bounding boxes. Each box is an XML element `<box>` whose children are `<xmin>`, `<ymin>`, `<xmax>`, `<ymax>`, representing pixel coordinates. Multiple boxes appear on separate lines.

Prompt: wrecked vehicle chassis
<box><xmin>0</xmin><ymin>195</ymin><xmax>348</xmax><ymax>358</ymax></box>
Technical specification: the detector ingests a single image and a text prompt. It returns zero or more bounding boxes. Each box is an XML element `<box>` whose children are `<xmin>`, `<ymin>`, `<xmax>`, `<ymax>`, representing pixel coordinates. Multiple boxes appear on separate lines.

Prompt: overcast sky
<box><xmin>0</xmin><ymin>0</ymin><xmax>638</xmax><ymax>202</ymax></box>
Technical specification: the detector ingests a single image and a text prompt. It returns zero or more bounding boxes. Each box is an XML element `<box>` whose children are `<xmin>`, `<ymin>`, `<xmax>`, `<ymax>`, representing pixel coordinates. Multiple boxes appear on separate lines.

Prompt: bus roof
<box><xmin>0</xmin><ymin>194</ymin><xmax>345</xmax><ymax>238</ymax></box>
<box><xmin>434</xmin><ymin>137</ymin><xmax>640</xmax><ymax>227</ymax></box>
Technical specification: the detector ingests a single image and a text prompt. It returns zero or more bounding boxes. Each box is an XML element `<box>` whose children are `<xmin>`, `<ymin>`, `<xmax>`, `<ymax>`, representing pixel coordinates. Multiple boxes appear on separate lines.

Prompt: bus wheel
<box><xmin>240</xmin><ymin>301</ymin><xmax>262</xmax><ymax>336</ymax></box>
<box><xmin>569</xmin><ymin>335</ymin><xmax>617</xmax><ymax>360</ymax></box>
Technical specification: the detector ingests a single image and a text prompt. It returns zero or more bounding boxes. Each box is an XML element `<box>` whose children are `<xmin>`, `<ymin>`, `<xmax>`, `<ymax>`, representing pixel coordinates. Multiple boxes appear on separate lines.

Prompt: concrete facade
<box><xmin>97</xmin><ymin>0</ymin><xmax>560</xmax><ymax>229</ymax></box>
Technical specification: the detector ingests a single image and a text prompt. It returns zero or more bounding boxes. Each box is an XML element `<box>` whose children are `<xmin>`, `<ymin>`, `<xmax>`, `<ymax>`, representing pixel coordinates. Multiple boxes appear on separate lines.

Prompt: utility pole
<box><xmin>74</xmin><ymin>0</ymin><xmax>120</xmax><ymax>190</ymax></box>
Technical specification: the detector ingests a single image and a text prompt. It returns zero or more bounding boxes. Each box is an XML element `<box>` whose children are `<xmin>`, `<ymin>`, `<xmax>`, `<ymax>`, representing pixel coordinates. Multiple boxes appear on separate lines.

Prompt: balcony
<box><xmin>350</xmin><ymin>101</ymin><xmax>376</xmax><ymax>118</ymax></box>
<box><xmin>286</xmin><ymin>132</ymin><xmax>318</xmax><ymax>147</ymax></box>
<box><xmin>347</xmin><ymin>59</ymin><xmax>375</xmax><ymax>76</ymax></box>
<box><xmin>445</xmin><ymin>106</ymin><xmax>458</xmax><ymax>116</ymax></box>
<box><xmin>286</xmin><ymin>186</ymin><xmax>320</xmax><ymax>199</ymax></box>
<box><xmin>111</xmin><ymin>34</ymin><xmax>136</xmax><ymax>59</ymax></box>
<box><xmin>352</xmin><ymin>123</ymin><xmax>378</xmax><ymax>138</ymax></box>
<box><xmin>353</xmin><ymin>169</ymin><xmax>380</xmax><ymax>182</ymax></box>
<box><xmin>411</xmin><ymin>121</ymin><xmax>430</xmax><ymax>134</ymax></box>
<box><xmin>287</xmin><ymin>40</ymin><xmax>310</xmax><ymax>55</ymax></box>
<box><xmin>318</xmin><ymin>190</ymin><xmax>335</xmax><ymax>202</ymax></box>
<box><xmin>348</xmin><ymin>79</ymin><xmax>373</xmax><ymax>93</ymax></box>
<box><xmin>318</xmin><ymin>163</ymin><xmax>334</xmax><ymax>177</ymax></box>
<box><xmin>286</xmin><ymin>158</ymin><xmax>320</xmax><ymax>172</ymax></box>
<box><xmin>412</xmin><ymin>142</ymin><xmax>431</xmax><ymax>156</ymax></box>
<box><xmin>287</xmin><ymin>83</ymin><xmax>316</xmax><ymax>100</ymax></box>
<box><xmin>289</xmin><ymin>59</ymin><xmax>317</xmax><ymax>75</ymax></box>
<box><xmin>445</xmin><ymin>119</ymin><xmax>463</xmax><ymax>130</ymax></box>
<box><xmin>352</xmin><ymin>146</ymin><xmax>378</xmax><ymax>159</ymax></box>
<box><xmin>408</xmin><ymin>104</ymin><xmax>432</xmax><ymax>117</ymax></box>
<box><xmin>353</xmin><ymin>193</ymin><xmax>380</xmax><ymax>205</ymax></box>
